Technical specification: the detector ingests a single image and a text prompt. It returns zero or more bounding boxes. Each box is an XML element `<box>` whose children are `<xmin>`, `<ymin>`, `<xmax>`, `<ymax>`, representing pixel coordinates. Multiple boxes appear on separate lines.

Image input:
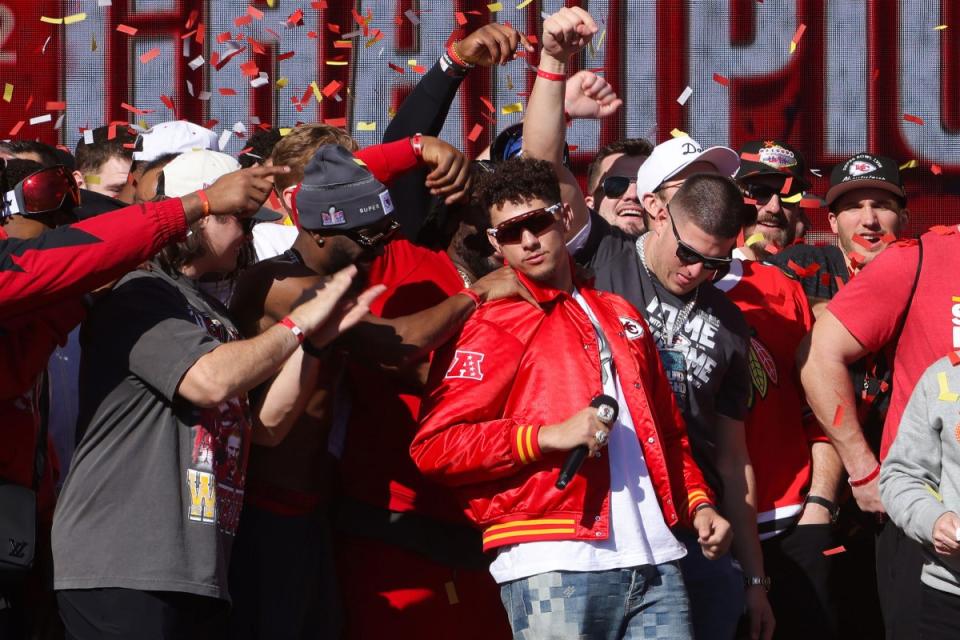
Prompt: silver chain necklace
<box><xmin>636</xmin><ymin>234</ymin><xmax>698</xmax><ymax>347</ymax></box>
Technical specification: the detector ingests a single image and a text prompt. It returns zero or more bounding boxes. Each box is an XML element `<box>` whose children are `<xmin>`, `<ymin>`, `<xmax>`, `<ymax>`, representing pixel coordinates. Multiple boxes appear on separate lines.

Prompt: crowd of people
<box><xmin>2</xmin><ymin>7</ymin><xmax>959</xmax><ymax>640</ymax></box>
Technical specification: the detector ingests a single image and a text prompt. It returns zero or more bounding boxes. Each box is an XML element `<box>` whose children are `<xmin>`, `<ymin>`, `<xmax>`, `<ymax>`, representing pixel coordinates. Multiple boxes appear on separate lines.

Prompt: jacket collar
<box><xmin>513</xmin><ymin>256</ymin><xmax>585</xmax><ymax>305</ymax></box>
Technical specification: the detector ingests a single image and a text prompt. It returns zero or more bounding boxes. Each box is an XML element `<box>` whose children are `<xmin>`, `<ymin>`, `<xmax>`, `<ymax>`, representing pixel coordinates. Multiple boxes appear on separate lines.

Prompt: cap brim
<box><xmin>825</xmin><ymin>178</ymin><xmax>905</xmax><ymax>207</ymax></box>
<box><xmin>659</xmin><ymin>146</ymin><xmax>741</xmax><ymax>188</ymax></box>
<box><xmin>253</xmin><ymin>207</ymin><xmax>283</xmax><ymax>222</ymax></box>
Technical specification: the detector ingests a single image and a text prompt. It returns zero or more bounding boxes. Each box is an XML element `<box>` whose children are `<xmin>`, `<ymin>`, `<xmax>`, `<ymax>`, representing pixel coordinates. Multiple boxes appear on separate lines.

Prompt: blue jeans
<box><xmin>499</xmin><ymin>562</ymin><xmax>692</xmax><ymax>639</ymax></box>
<box><xmin>675</xmin><ymin>529</ymin><xmax>744</xmax><ymax>640</ymax></box>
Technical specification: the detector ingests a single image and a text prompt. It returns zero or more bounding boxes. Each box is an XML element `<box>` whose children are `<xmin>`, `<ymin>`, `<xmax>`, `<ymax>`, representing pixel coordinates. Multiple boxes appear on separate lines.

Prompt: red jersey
<box><xmin>718</xmin><ymin>258</ymin><xmax>822</xmax><ymax>537</ymax></box>
<box><xmin>0</xmin><ymin>198</ymin><xmax>188</xmax><ymax>516</ymax></box>
<box><xmin>338</xmin><ymin>236</ymin><xmax>468</xmax><ymax>523</ymax></box>
<box><xmin>828</xmin><ymin>226</ymin><xmax>960</xmax><ymax>459</ymax></box>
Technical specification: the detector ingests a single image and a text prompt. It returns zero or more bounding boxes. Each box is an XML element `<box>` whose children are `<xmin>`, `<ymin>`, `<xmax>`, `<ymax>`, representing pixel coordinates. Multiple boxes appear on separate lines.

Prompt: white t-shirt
<box><xmin>253</xmin><ymin>223</ymin><xmax>298</xmax><ymax>262</ymax></box>
<box><xmin>488</xmin><ymin>290</ymin><xmax>687</xmax><ymax>584</ymax></box>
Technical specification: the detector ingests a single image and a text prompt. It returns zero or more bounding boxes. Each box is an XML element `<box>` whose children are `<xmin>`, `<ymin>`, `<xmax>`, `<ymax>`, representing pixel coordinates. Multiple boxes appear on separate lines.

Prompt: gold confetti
<box><xmin>501</xmin><ymin>102</ymin><xmax>523</xmax><ymax>114</ymax></box>
<box><xmin>899</xmin><ymin>159</ymin><xmax>919</xmax><ymax>170</ymax></box>
<box><xmin>670</xmin><ymin>128</ymin><xmax>688</xmax><ymax>138</ymax></box>
<box><xmin>275</xmin><ymin>77</ymin><xmax>288</xmax><ymax>88</ymax></box>
<box><xmin>745</xmin><ymin>232</ymin><xmax>765</xmax><ymax>247</ymax></box>
<box><xmin>310</xmin><ymin>81</ymin><xmax>323</xmax><ymax>103</ymax></box>
<box><xmin>487</xmin><ymin>2</ymin><xmax>503</xmax><ymax>12</ymax></box>
<box><xmin>516</xmin><ymin>0</ymin><xmax>533</xmax><ymax>8</ymax></box>
<box><xmin>935</xmin><ymin>25</ymin><xmax>948</xmax><ymax>30</ymax></box>
<box><xmin>325</xmin><ymin>60</ymin><xmax>348</xmax><ymax>66</ymax></box>
<box><xmin>407</xmin><ymin>59</ymin><xmax>418</xmax><ymax>67</ymax></box>
<box><xmin>63</xmin><ymin>12</ymin><xmax>86</xmax><ymax>24</ymax></box>
<box><xmin>40</xmin><ymin>16</ymin><xmax>64</xmax><ymax>25</ymax></box>
<box><xmin>781</xmin><ymin>192</ymin><xmax>803</xmax><ymax>204</ymax></box>
<box><xmin>279</xmin><ymin>127</ymin><xmax>292</xmax><ymax>136</ymax></box>
<box><xmin>84</xmin><ymin>174</ymin><xmax>101</xmax><ymax>185</ymax></box>
<box><xmin>2</xmin><ymin>84</ymin><xmax>11</xmax><ymax>102</ymax></box>
<box><xmin>267</xmin><ymin>0</ymin><xmax>276</xmax><ymax>6</ymax></box>
<box><xmin>356</xmin><ymin>121</ymin><xmax>377</xmax><ymax>131</ymax></box>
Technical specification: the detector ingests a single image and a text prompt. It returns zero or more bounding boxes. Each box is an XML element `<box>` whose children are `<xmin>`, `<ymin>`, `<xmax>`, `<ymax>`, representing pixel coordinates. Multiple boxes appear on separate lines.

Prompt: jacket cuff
<box><xmin>511</xmin><ymin>423</ymin><xmax>543</xmax><ymax>465</ymax></box>
<box><xmin>686</xmin><ymin>488</ymin><xmax>713</xmax><ymax>519</ymax></box>
<box><xmin>152</xmin><ymin>197</ymin><xmax>189</xmax><ymax>244</ymax></box>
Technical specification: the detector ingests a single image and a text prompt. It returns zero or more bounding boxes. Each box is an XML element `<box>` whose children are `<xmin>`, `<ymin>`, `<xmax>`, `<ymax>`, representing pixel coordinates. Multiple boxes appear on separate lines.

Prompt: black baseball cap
<box><xmin>736</xmin><ymin>140</ymin><xmax>810</xmax><ymax>190</ymax></box>
<box><xmin>826</xmin><ymin>153</ymin><xmax>905</xmax><ymax>207</ymax></box>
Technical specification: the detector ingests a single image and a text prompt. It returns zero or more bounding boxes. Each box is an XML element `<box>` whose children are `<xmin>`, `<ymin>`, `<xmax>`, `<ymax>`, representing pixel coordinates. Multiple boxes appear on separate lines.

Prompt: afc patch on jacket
<box><xmin>445</xmin><ymin>350</ymin><xmax>485</xmax><ymax>381</ymax></box>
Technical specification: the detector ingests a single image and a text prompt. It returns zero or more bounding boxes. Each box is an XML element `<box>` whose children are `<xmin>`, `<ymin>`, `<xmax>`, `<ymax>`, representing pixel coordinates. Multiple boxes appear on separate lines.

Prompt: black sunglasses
<box><xmin>347</xmin><ymin>217</ymin><xmax>400</xmax><ymax>248</ymax></box>
<box><xmin>741</xmin><ymin>181</ymin><xmax>803</xmax><ymax>205</ymax></box>
<box><xmin>600</xmin><ymin>175</ymin><xmax>637</xmax><ymax>199</ymax></box>
<box><xmin>487</xmin><ymin>203</ymin><xmax>562</xmax><ymax>244</ymax></box>
<box><xmin>666</xmin><ymin>204</ymin><xmax>732</xmax><ymax>271</ymax></box>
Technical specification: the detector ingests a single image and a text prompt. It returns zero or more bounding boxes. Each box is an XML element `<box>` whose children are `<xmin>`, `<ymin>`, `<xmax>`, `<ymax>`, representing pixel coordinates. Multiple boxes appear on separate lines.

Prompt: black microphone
<box><xmin>555</xmin><ymin>394</ymin><xmax>619</xmax><ymax>490</ymax></box>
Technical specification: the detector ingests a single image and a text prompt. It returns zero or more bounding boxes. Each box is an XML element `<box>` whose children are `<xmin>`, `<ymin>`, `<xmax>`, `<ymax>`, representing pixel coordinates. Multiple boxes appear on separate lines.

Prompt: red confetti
<box><xmin>216</xmin><ymin>31</ymin><xmax>232</xmax><ymax>44</ymax></box>
<box><xmin>120</xmin><ymin>102</ymin><xmax>153</xmax><ymax>115</ymax></box>
<box><xmin>832</xmin><ymin>404</ymin><xmax>844</xmax><ymax>427</ymax></box>
<box><xmin>8</xmin><ymin>120</ymin><xmax>24</xmax><ymax>136</ymax></box>
<box><xmin>388</xmin><ymin>62</ymin><xmax>405</xmax><ymax>74</ymax></box>
<box><xmin>307</xmin><ymin>31</ymin><xmax>318</xmax><ymax>39</ymax></box>
<box><xmin>411</xmin><ymin>65</ymin><xmax>426</xmax><ymax>74</ymax></box>
<box><xmin>234</xmin><ymin>14</ymin><xmax>253</xmax><ymax>27</ymax></box>
<box><xmin>180</xmin><ymin>29</ymin><xmax>197</xmax><ymax>40</ymax></box>
<box><xmin>823</xmin><ymin>546</ymin><xmax>846</xmax><ymax>556</ymax></box>
<box><xmin>333</xmin><ymin>40</ymin><xmax>352</xmax><ymax>49</ymax></box>
<box><xmin>780</xmin><ymin>176</ymin><xmax>793</xmax><ymax>194</ymax></box>
<box><xmin>219</xmin><ymin>88</ymin><xmax>237</xmax><ymax>96</ymax></box>
<box><xmin>903</xmin><ymin>113</ymin><xmax>925</xmax><ymax>125</ymax></box>
<box><xmin>247</xmin><ymin>37</ymin><xmax>267</xmax><ymax>55</ymax></box>
<box><xmin>932</xmin><ymin>164</ymin><xmax>943</xmax><ymax>175</ymax></box>
<box><xmin>195</xmin><ymin>22</ymin><xmax>205</xmax><ymax>45</ymax></box>
<box><xmin>23</xmin><ymin>95</ymin><xmax>33</xmax><ymax>112</ymax></box>
<box><xmin>139</xmin><ymin>48</ymin><xmax>161</xmax><ymax>64</ymax></box>
<box><xmin>713</xmin><ymin>73</ymin><xmax>729</xmax><ymax>86</ymax></box>
<box><xmin>116</xmin><ymin>24</ymin><xmax>138</xmax><ymax>36</ymax></box>
<box><xmin>45</xmin><ymin>101</ymin><xmax>66</xmax><ymax>111</ymax></box>
<box><xmin>107</xmin><ymin>124</ymin><xmax>117</xmax><ymax>140</ymax></box>
<box><xmin>328</xmin><ymin>23</ymin><xmax>341</xmax><ymax>33</ymax></box>
<box><xmin>186</xmin><ymin>9</ymin><xmax>199</xmax><ymax>29</ymax></box>
<box><xmin>311</xmin><ymin>1</ymin><xmax>328</xmax><ymax>8</ymax></box>
<box><xmin>160</xmin><ymin>95</ymin><xmax>175</xmax><ymax>110</ymax></box>
<box><xmin>277</xmin><ymin>51</ymin><xmax>296</xmax><ymax>61</ymax></box>
<box><xmin>288</xmin><ymin>9</ymin><xmax>304</xmax><ymax>25</ymax></box>
<box><xmin>949</xmin><ymin>350</ymin><xmax>960</xmax><ymax>367</ymax></box>
<box><xmin>455</xmin><ymin>12</ymin><xmax>467</xmax><ymax>26</ymax></box>
<box><xmin>322</xmin><ymin>80</ymin><xmax>342</xmax><ymax>97</ymax></box>
<box><xmin>247</xmin><ymin>5</ymin><xmax>264</xmax><ymax>20</ymax></box>
<box><xmin>480</xmin><ymin>96</ymin><xmax>495</xmax><ymax>113</ymax></box>
<box><xmin>324</xmin><ymin>117</ymin><xmax>347</xmax><ymax>128</ymax></box>
<box><xmin>467</xmin><ymin>123</ymin><xmax>483</xmax><ymax>142</ymax></box>
<box><xmin>239</xmin><ymin>60</ymin><xmax>260</xmax><ymax>77</ymax></box>
<box><xmin>203</xmin><ymin>119</ymin><xmax>219</xmax><ymax>130</ymax></box>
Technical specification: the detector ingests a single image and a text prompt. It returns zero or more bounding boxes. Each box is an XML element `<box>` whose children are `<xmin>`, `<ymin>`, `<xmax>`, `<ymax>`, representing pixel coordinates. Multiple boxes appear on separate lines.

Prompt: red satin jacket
<box><xmin>412</xmin><ymin>267</ymin><xmax>714</xmax><ymax>551</ymax></box>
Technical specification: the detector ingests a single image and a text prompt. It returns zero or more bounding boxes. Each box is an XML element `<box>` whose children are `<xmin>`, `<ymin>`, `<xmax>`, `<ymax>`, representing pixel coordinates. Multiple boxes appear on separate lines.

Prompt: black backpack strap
<box><xmin>33</xmin><ymin>371</ymin><xmax>50</xmax><ymax>492</ymax></box>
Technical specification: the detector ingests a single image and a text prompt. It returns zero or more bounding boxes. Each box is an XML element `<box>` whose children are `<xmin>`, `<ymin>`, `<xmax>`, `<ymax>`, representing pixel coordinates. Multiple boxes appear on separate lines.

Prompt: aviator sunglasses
<box><xmin>741</xmin><ymin>181</ymin><xmax>804</xmax><ymax>205</ymax></box>
<box><xmin>666</xmin><ymin>204</ymin><xmax>732</xmax><ymax>271</ymax></box>
<box><xmin>487</xmin><ymin>203</ymin><xmax>562</xmax><ymax>245</ymax></box>
<box><xmin>600</xmin><ymin>175</ymin><xmax>637</xmax><ymax>199</ymax></box>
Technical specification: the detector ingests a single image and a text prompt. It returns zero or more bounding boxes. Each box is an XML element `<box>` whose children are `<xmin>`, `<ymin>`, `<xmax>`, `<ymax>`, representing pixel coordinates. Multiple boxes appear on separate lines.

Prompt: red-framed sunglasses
<box><xmin>2</xmin><ymin>164</ymin><xmax>80</xmax><ymax>217</ymax></box>
<box><xmin>487</xmin><ymin>203</ymin><xmax>562</xmax><ymax>244</ymax></box>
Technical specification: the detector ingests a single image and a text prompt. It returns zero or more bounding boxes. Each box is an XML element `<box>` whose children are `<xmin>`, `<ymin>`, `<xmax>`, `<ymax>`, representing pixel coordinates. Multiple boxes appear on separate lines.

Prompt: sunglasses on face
<box><xmin>666</xmin><ymin>204</ymin><xmax>732</xmax><ymax>271</ymax></box>
<box><xmin>347</xmin><ymin>217</ymin><xmax>400</xmax><ymax>248</ymax></box>
<box><xmin>2</xmin><ymin>165</ymin><xmax>80</xmax><ymax>217</ymax></box>
<box><xmin>487</xmin><ymin>203</ymin><xmax>562</xmax><ymax>244</ymax></box>
<box><xmin>741</xmin><ymin>181</ymin><xmax>804</xmax><ymax>205</ymax></box>
<box><xmin>600</xmin><ymin>175</ymin><xmax>637</xmax><ymax>199</ymax></box>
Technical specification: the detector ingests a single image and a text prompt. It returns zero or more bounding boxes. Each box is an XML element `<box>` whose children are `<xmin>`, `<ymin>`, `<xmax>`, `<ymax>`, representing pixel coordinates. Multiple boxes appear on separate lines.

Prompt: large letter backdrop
<box><xmin>3</xmin><ymin>1</ymin><xmax>959</xmax><ymax>236</ymax></box>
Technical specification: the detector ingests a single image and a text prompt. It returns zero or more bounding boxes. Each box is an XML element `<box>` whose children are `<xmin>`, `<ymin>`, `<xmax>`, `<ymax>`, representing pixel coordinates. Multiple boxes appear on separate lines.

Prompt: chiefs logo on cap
<box><xmin>848</xmin><ymin>161</ymin><xmax>877</xmax><ymax>176</ymax></box>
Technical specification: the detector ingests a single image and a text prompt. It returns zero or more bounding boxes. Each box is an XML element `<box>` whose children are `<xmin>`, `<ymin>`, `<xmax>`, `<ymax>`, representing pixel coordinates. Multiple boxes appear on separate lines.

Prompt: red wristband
<box><xmin>196</xmin><ymin>189</ymin><xmax>211</xmax><ymax>217</ymax></box>
<box><xmin>278</xmin><ymin>316</ymin><xmax>305</xmax><ymax>343</ymax></box>
<box><xmin>459</xmin><ymin>288</ymin><xmax>482</xmax><ymax>309</ymax></box>
<box><xmin>848</xmin><ymin>463</ymin><xmax>881</xmax><ymax>488</ymax></box>
<box><xmin>536</xmin><ymin>67</ymin><xmax>566</xmax><ymax>82</ymax></box>
<box><xmin>410</xmin><ymin>133</ymin><xmax>424</xmax><ymax>159</ymax></box>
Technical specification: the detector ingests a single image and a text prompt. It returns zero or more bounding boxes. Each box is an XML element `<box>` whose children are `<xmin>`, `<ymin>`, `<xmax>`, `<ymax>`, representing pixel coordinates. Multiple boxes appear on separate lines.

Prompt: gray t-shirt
<box><xmin>576</xmin><ymin>219</ymin><xmax>751</xmax><ymax>496</ymax></box>
<box><xmin>53</xmin><ymin>266</ymin><xmax>252</xmax><ymax>601</ymax></box>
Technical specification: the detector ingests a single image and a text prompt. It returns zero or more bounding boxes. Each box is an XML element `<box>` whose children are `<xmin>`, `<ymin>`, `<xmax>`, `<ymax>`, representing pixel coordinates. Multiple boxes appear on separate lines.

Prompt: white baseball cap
<box><xmin>134</xmin><ymin>120</ymin><xmax>219</xmax><ymax>162</ymax></box>
<box><xmin>635</xmin><ymin>136</ymin><xmax>740</xmax><ymax>196</ymax></box>
<box><xmin>161</xmin><ymin>149</ymin><xmax>239</xmax><ymax>197</ymax></box>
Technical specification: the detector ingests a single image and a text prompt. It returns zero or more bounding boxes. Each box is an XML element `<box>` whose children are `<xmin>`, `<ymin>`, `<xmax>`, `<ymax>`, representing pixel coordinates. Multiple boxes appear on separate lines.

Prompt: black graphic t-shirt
<box><xmin>53</xmin><ymin>265</ymin><xmax>251</xmax><ymax>601</ymax></box>
<box><xmin>576</xmin><ymin>223</ymin><xmax>751</xmax><ymax>495</ymax></box>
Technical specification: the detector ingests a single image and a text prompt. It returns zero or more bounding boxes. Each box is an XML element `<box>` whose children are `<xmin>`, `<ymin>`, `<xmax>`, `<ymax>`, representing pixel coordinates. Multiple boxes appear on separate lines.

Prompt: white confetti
<box><xmin>232</xmin><ymin>121</ymin><xmax>247</xmax><ymax>134</ymax></box>
<box><xmin>42</xmin><ymin>36</ymin><xmax>52</xmax><ymax>55</ymax></box>
<box><xmin>97</xmin><ymin>0</ymin><xmax>112</xmax><ymax>5</ymax></box>
<box><xmin>198</xmin><ymin>90</ymin><xmax>212</xmax><ymax>101</ymax></box>
<box><xmin>404</xmin><ymin>9</ymin><xmax>420</xmax><ymax>25</ymax></box>
<box><xmin>188</xmin><ymin>55</ymin><xmax>205</xmax><ymax>70</ymax></box>
<box><xmin>53</xmin><ymin>114</ymin><xmax>64</xmax><ymax>130</ymax></box>
<box><xmin>677</xmin><ymin>86</ymin><xmax>692</xmax><ymax>105</ymax></box>
<box><xmin>83</xmin><ymin>129</ymin><xmax>94</xmax><ymax>145</ymax></box>
<box><xmin>29</xmin><ymin>114</ymin><xmax>52</xmax><ymax>125</ymax></box>
<box><xmin>182</xmin><ymin>38</ymin><xmax>190</xmax><ymax>58</ymax></box>
<box><xmin>342</xmin><ymin>30</ymin><xmax>363</xmax><ymax>39</ymax></box>
<box><xmin>250</xmin><ymin>72</ymin><xmax>269</xmax><ymax>88</ymax></box>
<box><xmin>809</xmin><ymin>168</ymin><xmax>823</xmax><ymax>177</ymax></box>
<box><xmin>218</xmin><ymin>130</ymin><xmax>232</xmax><ymax>151</ymax></box>
<box><xmin>249</xmin><ymin>115</ymin><xmax>261</xmax><ymax>125</ymax></box>
<box><xmin>186</xmin><ymin>79</ymin><xmax>195</xmax><ymax>97</ymax></box>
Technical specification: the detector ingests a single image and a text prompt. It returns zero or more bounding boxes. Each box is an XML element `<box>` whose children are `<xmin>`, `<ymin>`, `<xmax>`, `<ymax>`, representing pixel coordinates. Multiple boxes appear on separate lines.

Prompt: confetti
<box><xmin>516</xmin><ymin>0</ymin><xmax>533</xmax><ymax>8</ymax></box>
<box><xmin>239</xmin><ymin>61</ymin><xmax>260</xmax><ymax>77</ymax></box>
<box><xmin>822</xmin><ymin>546</ymin><xmax>846</xmax><ymax>557</ymax></box>
<box><xmin>160</xmin><ymin>95</ymin><xmax>175</xmax><ymax>110</ymax></box>
<box><xmin>467</xmin><ymin>123</ymin><xmax>483</xmax><ymax>142</ymax></box>
<box><xmin>40</xmin><ymin>16</ymin><xmax>64</xmax><ymax>25</ymax></box>
<box><xmin>279</xmin><ymin>128</ymin><xmax>292</xmax><ymax>136</ymax></box>
<box><xmin>949</xmin><ymin>350</ymin><xmax>960</xmax><ymax>367</ymax></box>
<box><xmin>83</xmin><ymin>129</ymin><xmax>95</xmax><ymax>145</ymax></box>
<box><xmin>670</xmin><ymin>128</ymin><xmax>688</xmax><ymax>138</ymax></box>
<box><xmin>745</xmin><ymin>232</ymin><xmax>765</xmax><ymax>247</ymax></box>
<box><xmin>929</xmin><ymin>163</ymin><xmax>942</xmax><ymax>175</ymax></box>
<box><xmin>326</xmin><ymin>60</ymin><xmax>349</xmax><ymax>66</ymax></box>
<box><xmin>903</xmin><ymin>113</ymin><xmax>925</xmax><ymax>125</ymax></box>
<box><xmin>936</xmin><ymin>25</ymin><xmax>949</xmax><ymax>30</ymax></box>
<box><xmin>333</xmin><ymin>40</ymin><xmax>352</xmax><ymax>49</ymax></box>
<box><xmin>789</xmin><ymin>23</ymin><xmax>806</xmax><ymax>53</ymax></box>
<box><xmin>712</xmin><ymin>73</ymin><xmax>729</xmax><ymax>87</ymax></box>
<box><xmin>64</xmin><ymin>13</ymin><xmax>86</xmax><ymax>25</ymax></box>
<box><xmin>140</xmin><ymin>48</ymin><xmax>161</xmax><ymax>64</ymax></box>
<box><xmin>480</xmin><ymin>96</ymin><xmax>495</xmax><ymax>113</ymax></box>
<box><xmin>276</xmin><ymin>77</ymin><xmax>289</xmax><ymax>88</ymax></box>
<box><xmin>217</xmin><ymin>31</ymin><xmax>232</xmax><ymax>43</ymax></box>
<box><xmin>831</xmin><ymin>404</ymin><xmax>844</xmax><ymax>427</ymax></box>
<box><xmin>501</xmin><ymin>102</ymin><xmax>523</xmax><ymax>114</ymax></box>
<box><xmin>247</xmin><ymin>5</ymin><xmax>264</xmax><ymax>20</ymax></box>
<box><xmin>455</xmin><ymin>12</ymin><xmax>468</xmax><ymax>26</ymax></box>
<box><xmin>45</xmin><ymin>101</ymin><xmax>66</xmax><ymax>110</ymax></box>
<box><xmin>117</xmin><ymin>24</ymin><xmax>138</xmax><ymax>36</ymax></box>
<box><xmin>310</xmin><ymin>81</ymin><xmax>323</xmax><ymax>102</ymax></box>
<box><xmin>219</xmin><ymin>87</ymin><xmax>237</xmax><ymax>96</ymax></box>
<box><xmin>322</xmin><ymin>80</ymin><xmax>342</xmax><ymax>97</ymax></box>
<box><xmin>84</xmin><ymin>174</ymin><xmax>100</xmax><ymax>185</ymax></box>
<box><xmin>388</xmin><ymin>62</ymin><xmax>405</xmax><ymax>74</ymax></box>
<box><xmin>488</xmin><ymin>2</ymin><xmax>503</xmax><ymax>12</ymax></box>
<box><xmin>9</xmin><ymin>121</ymin><xmax>24</xmax><ymax>136</ymax></box>
<box><xmin>2</xmin><ymin>84</ymin><xmax>11</xmax><ymax>103</ymax></box>
<box><xmin>218</xmin><ymin>130</ymin><xmax>232</xmax><ymax>151</ymax></box>
<box><xmin>235</xmin><ymin>15</ymin><xmax>253</xmax><ymax>27</ymax></box>
<box><xmin>677</xmin><ymin>86</ymin><xmax>693</xmax><ymax>105</ymax></box>
<box><xmin>404</xmin><ymin>9</ymin><xmax>420</xmax><ymax>25</ymax></box>
<box><xmin>324</xmin><ymin>117</ymin><xmax>347</xmax><ymax>128</ymax></box>
<box><xmin>780</xmin><ymin>176</ymin><xmax>794</xmax><ymax>194</ymax></box>
<box><xmin>120</xmin><ymin>102</ymin><xmax>154</xmax><ymax>115</ymax></box>
<box><xmin>29</xmin><ymin>114</ymin><xmax>52</xmax><ymax>125</ymax></box>
<box><xmin>188</xmin><ymin>55</ymin><xmax>205</xmax><ymax>70</ymax></box>
<box><xmin>356</xmin><ymin>121</ymin><xmax>377</xmax><ymax>131</ymax></box>
<box><xmin>899</xmin><ymin>159</ymin><xmax>919</xmax><ymax>170</ymax></box>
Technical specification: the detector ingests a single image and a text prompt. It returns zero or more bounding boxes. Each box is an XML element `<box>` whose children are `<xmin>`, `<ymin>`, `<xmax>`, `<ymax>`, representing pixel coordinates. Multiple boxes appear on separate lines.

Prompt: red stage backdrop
<box><xmin>2</xmin><ymin>1</ymin><xmax>959</xmax><ymax>236</ymax></box>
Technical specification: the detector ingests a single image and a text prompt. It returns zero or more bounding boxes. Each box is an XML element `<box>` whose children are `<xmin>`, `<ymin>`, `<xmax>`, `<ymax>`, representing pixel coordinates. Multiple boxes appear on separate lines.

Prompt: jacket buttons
<box><xmin>634</xmin><ymin>382</ymin><xmax>640</xmax><ymax>389</ymax></box>
<box><xmin>595</xmin><ymin>531</ymin><xmax>602</xmax><ymax>537</ymax></box>
<box><xmin>595</xmin><ymin>515</ymin><xmax>601</xmax><ymax>521</ymax></box>
<box><xmin>647</xmin><ymin>437</ymin><xmax>655</xmax><ymax>444</ymax></box>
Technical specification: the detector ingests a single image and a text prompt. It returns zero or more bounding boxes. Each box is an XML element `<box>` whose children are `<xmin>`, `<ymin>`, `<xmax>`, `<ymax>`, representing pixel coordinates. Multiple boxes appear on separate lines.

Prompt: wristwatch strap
<box><xmin>804</xmin><ymin>494</ymin><xmax>840</xmax><ymax>523</ymax></box>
